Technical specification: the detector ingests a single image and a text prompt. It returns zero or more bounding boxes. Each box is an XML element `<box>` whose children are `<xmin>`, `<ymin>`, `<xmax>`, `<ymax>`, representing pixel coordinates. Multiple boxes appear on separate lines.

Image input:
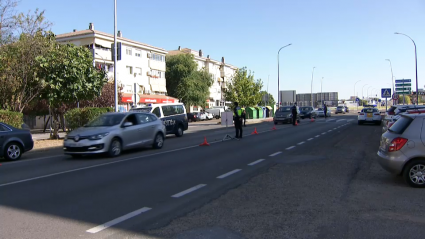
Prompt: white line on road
<box><xmin>87</xmin><ymin>207</ymin><xmax>151</xmax><ymax>233</ymax></box>
<box><xmin>307</xmin><ymin>138</ymin><xmax>314</xmax><ymax>141</ymax></box>
<box><xmin>217</xmin><ymin>169</ymin><xmax>242</xmax><ymax>179</ymax></box>
<box><xmin>315</xmin><ymin>135</ymin><xmax>320</xmax><ymax>137</ymax></box>
<box><xmin>248</xmin><ymin>159</ymin><xmax>265</xmax><ymax>166</ymax></box>
<box><xmin>322</xmin><ymin>132</ymin><xmax>326</xmax><ymax>135</ymax></box>
<box><xmin>347</xmin><ymin>119</ymin><xmax>354</xmax><ymax>122</ymax></box>
<box><xmin>171</xmin><ymin>184</ymin><xmax>207</xmax><ymax>198</ymax></box>
<box><xmin>297</xmin><ymin>142</ymin><xmax>305</xmax><ymax>145</ymax></box>
<box><xmin>334</xmin><ymin>128</ymin><xmax>337</xmax><ymax>130</ymax></box>
<box><xmin>336</xmin><ymin>119</ymin><xmax>345</xmax><ymax>122</ymax></box>
<box><xmin>269</xmin><ymin>151</ymin><xmax>282</xmax><ymax>157</ymax></box>
<box><xmin>328</xmin><ymin>130</ymin><xmax>332</xmax><ymax>132</ymax></box>
<box><xmin>286</xmin><ymin>146</ymin><xmax>295</xmax><ymax>150</ymax></box>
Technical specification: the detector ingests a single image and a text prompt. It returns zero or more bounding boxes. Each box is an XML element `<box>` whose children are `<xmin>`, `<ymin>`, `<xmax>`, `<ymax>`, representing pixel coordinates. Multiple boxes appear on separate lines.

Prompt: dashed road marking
<box><xmin>307</xmin><ymin>138</ymin><xmax>314</xmax><ymax>141</ymax></box>
<box><xmin>171</xmin><ymin>184</ymin><xmax>207</xmax><ymax>198</ymax></box>
<box><xmin>286</xmin><ymin>146</ymin><xmax>295</xmax><ymax>150</ymax></box>
<box><xmin>297</xmin><ymin>142</ymin><xmax>305</xmax><ymax>145</ymax></box>
<box><xmin>315</xmin><ymin>135</ymin><xmax>320</xmax><ymax>137</ymax></box>
<box><xmin>217</xmin><ymin>169</ymin><xmax>242</xmax><ymax>179</ymax></box>
<box><xmin>269</xmin><ymin>152</ymin><xmax>282</xmax><ymax>157</ymax></box>
<box><xmin>248</xmin><ymin>159</ymin><xmax>265</xmax><ymax>166</ymax></box>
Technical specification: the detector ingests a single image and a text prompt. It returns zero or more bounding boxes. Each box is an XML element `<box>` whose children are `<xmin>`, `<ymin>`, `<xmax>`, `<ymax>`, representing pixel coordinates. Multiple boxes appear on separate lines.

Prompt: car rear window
<box><xmin>278</xmin><ymin>107</ymin><xmax>291</xmax><ymax>112</ymax></box>
<box><xmin>362</xmin><ymin>108</ymin><xmax>377</xmax><ymax>113</ymax></box>
<box><xmin>300</xmin><ymin>107</ymin><xmax>311</xmax><ymax>111</ymax></box>
<box><xmin>388</xmin><ymin>116</ymin><xmax>413</xmax><ymax>134</ymax></box>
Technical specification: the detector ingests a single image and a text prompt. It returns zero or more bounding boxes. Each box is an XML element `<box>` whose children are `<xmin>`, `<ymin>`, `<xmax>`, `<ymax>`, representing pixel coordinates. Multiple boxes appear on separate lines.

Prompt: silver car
<box><xmin>64</xmin><ymin>112</ymin><xmax>166</xmax><ymax>158</ymax></box>
<box><xmin>377</xmin><ymin>111</ymin><xmax>425</xmax><ymax>187</ymax></box>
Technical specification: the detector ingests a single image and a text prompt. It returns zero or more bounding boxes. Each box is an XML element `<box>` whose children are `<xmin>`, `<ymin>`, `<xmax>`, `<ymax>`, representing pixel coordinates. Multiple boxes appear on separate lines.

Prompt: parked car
<box><xmin>186</xmin><ymin>113</ymin><xmax>198</xmax><ymax>122</ymax></box>
<box><xmin>299</xmin><ymin>106</ymin><xmax>317</xmax><ymax>119</ymax></box>
<box><xmin>192</xmin><ymin>112</ymin><xmax>207</xmax><ymax>121</ymax></box>
<box><xmin>0</xmin><ymin>122</ymin><xmax>34</xmax><ymax>161</ymax></box>
<box><xmin>206</xmin><ymin>108</ymin><xmax>222</xmax><ymax>119</ymax></box>
<box><xmin>335</xmin><ymin>106</ymin><xmax>346</xmax><ymax>114</ymax></box>
<box><xmin>64</xmin><ymin>112</ymin><xmax>166</xmax><ymax>158</ymax></box>
<box><xmin>204</xmin><ymin>111</ymin><xmax>214</xmax><ymax>120</ymax></box>
<box><xmin>273</xmin><ymin>106</ymin><xmax>300</xmax><ymax>124</ymax></box>
<box><xmin>358</xmin><ymin>107</ymin><xmax>381</xmax><ymax>125</ymax></box>
<box><xmin>130</xmin><ymin>103</ymin><xmax>188</xmax><ymax>137</ymax></box>
<box><xmin>314</xmin><ymin>107</ymin><xmax>331</xmax><ymax>117</ymax></box>
<box><xmin>377</xmin><ymin>111</ymin><xmax>425</xmax><ymax>187</ymax></box>
<box><xmin>382</xmin><ymin>105</ymin><xmax>425</xmax><ymax>133</ymax></box>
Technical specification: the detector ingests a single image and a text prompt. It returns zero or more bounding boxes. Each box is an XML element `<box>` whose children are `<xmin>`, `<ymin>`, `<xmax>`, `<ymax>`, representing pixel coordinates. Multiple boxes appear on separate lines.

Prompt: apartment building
<box><xmin>167</xmin><ymin>47</ymin><xmax>238</xmax><ymax>109</ymax></box>
<box><xmin>56</xmin><ymin>23</ymin><xmax>177</xmax><ymax>111</ymax></box>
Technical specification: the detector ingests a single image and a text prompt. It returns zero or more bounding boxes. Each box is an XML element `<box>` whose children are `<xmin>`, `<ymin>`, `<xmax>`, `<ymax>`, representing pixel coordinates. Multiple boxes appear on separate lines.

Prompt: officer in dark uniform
<box><xmin>323</xmin><ymin>103</ymin><xmax>328</xmax><ymax>119</ymax></box>
<box><xmin>291</xmin><ymin>102</ymin><xmax>298</xmax><ymax>126</ymax></box>
<box><xmin>233</xmin><ymin>102</ymin><xmax>243</xmax><ymax>138</ymax></box>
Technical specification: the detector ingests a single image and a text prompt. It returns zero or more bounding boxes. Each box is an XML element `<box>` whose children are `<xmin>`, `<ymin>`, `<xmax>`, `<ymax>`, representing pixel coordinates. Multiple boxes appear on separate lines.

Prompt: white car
<box><xmin>358</xmin><ymin>107</ymin><xmax>381</xmax><ymax>125</ymax></box>
<box><xmin>204</xmin><ymin>112</ymin><xmax>214</xmax><ymax>120</ymax></box>
<box><xmin>194</xmin><ymin>112</ymin><xmax>207</xmax><ymax>121</ymax></box>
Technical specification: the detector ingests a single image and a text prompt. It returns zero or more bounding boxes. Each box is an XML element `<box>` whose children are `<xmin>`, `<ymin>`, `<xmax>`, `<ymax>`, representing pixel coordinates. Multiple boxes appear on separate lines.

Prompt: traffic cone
<box><xmin>199</xmin><ymin>137</ymin><xmax>210</xmax><ymax>146</ymax></box>
<box><xmin>251</xmin><ymin>127</ymin><xmax>259</xmax><ymax>135</ymax></box>
<box><xmin>295</xmin><ymin>121</ymin><xmax>298</xmax><ymax>126</ymax></box>
<box><xmin>272</xmin><ymin>125</ymin><xmax>277</xmax><ymax>130</ymax></box>
<box><xmin>310</xmin><ymin>118</ymin><xmax>315</xmax><ymax>122</ymax></box>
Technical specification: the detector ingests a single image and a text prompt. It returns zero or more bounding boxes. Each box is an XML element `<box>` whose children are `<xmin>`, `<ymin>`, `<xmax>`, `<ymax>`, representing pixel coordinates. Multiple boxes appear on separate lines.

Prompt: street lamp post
<box><xmin>277</xmin><ymin>44</ymin><xmax>292</xmax><ymax>106</ymax></box>
<box><xmin>321</xmin><ymin>77</ymin><xmax>324</xmax><ymax>107</ymax></box>
<box><xmin>385</xmin><ymin>59</ymin><xmax>395</xmax><ymax>104</ymax></box>
<box><xmin>311</xmin><ymin>67</ymin><xmax>315</xmax><ymax>107</ymax></box>
<box><xmin>113</xmin><ymin>0</ymin><xmax>118</xmax><ymax>112</ymax></box>
<box><xmin>395</xmin><ymin>32</ymin><xmax>418</xmax><ymax>105</ymax></box>
<box><xmin>354</xmin><ymin>80</ymin><xmax>361</xmax><ymax>109</ymax></box>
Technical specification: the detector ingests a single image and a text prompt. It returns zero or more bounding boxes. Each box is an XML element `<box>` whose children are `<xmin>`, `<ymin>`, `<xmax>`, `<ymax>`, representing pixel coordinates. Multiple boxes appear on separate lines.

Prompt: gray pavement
<box><xmin>2</xmin><ymin>115</ymin><xmax>418</xmax><ymax>239</ymax></box>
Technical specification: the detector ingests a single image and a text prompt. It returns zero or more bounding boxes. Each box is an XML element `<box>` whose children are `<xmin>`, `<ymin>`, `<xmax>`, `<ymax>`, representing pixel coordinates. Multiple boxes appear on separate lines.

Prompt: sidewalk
<box><xmin>30</xmin><ymin>129</ymin><xmax>66</xmax><ymax>141</ymax></box>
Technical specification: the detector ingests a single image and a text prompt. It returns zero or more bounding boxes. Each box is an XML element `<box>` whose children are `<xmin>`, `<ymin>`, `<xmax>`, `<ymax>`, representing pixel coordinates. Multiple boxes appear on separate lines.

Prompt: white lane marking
<box><xmin>322</xmin><ymin>132</ymin><xmax>326</xmax><ymax>135</ymax></box>
<box><xmin>307</xmin><ymin>138</ymin><xmax>314</xmax><ymax>141</ymax></box>
<box><xmin>334</xmin><ymin>128</ymin><xmax>337</xmax><ymax>130</ymax></box>
<box><xmin>286</xmin><ymin>146</ymin><xmax>295</xmax><ymax>150</ymax></box>
<box><xmin>0</xmin><ymin>144</ymin><xmax>200</xmax><ymax>187</ymax></box>
<box><xmin>217</xmin><ymin>169</ymin><xmax>242</xmax><ymax>179</ymax></box>
<box><xmin>171</xmin><ymin>184</ymin><xmax>207</xmax><ymax>198</ymax></box>
<box><xmin>86</xmin><ymin>207</ymin><xmax>151</xmax><ymax>233</ymax></box>
<box><xmin>248</xmin><ymin>159</ymin><xmax>265</xmax><ymax>166</ymax></box>
<box><xmin>336</xmin><ymin>119</ymin><xmax>345</xmax><ymax>122</ymax></box>
<box><xmin>297</xmin><ymin>142</ymin><xmax>305</xmax><ymax>145</ymax></box>
<box><xmin>347</xmin><ymin>119</ymin><xmax>354</xmax><ymax>122</ymax></box>
<box><xmin>328</xmin><ymin>130</ymin><xmax>332</xmax><ymax>132</ymax></box>
<box><xmin>269</xmin><ymin>151</ymin><xmax>282</xmax><ymax>157</ymax></box>
<box><xmin>315</xmin><ymin>135</ymin><xmax>320</xmax><ymax>137</ymax></box>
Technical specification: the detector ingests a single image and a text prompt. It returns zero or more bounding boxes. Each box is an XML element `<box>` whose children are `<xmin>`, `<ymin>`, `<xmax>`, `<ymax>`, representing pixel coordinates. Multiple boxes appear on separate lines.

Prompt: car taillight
<box><xmin>388</xmin><ymin>137</ymin><xmax>408</xmax><ymax>152</ymax></box>
<box><xmin>388</xmin><ymin>111</ymin><xmax>395</xmax><ymax>115</ymax></box>
<box><xmin>359</xmin><ymin>113</ymin><xmax>364</xmax><ymax>115</ymax></box>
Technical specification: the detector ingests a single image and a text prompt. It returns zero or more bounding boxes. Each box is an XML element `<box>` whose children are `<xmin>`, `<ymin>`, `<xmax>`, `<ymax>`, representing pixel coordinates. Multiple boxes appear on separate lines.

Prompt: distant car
<box><xmin>299</xmin><ymin>106</ymin><xmax>317</xmax><ymax>119</ymax></box>
<box><xmin>273</xmin><ymin>106</ymin><xmax>300</xmax><ymax>124</ymax></box>
<box><xmin>193</xmin><ymin>112</ymin><xmax>207</xmax><ymax>121</ymax></box>
<box><xmin>0</xmin><ymin>122</ymin><xmax>34</xmax><ymax>161</ymax></box>
<box><xmin>204</xmin><ymin>112</ymin><xmax>214</xmax><ymax>120</ymax></box>
<box><xmin>315</xmin><ymin>107</ymin><xmax>331</xmax><ymax>117</ymax></box>
<box><xmin>358</xmin><ymin>107</ymin><xmax>381</xmax><ymax>125</ymax></box>
<box><xmin>377</xmin><ymin>112</ymin><xmax>425</xmax><ymax>187</ymax></box>
<box><xmin>64</xmin><ymin>112</ymin><xmax>166</xmax><ymax>158</ymax></box>
<box><xmin>335</xmin><ymin>106</ymin><xmax>346</xmax><ymax>114</ymax></box>
<box><xmin>186</xmin><ymin>113</ymin><xmax>198</xmax><ymax>122</ymax></box>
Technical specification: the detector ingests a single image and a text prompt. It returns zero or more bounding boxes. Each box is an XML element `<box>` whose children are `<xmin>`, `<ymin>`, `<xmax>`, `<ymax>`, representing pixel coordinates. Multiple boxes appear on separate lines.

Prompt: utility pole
<box><xmin>114</xmin><ymin>0</ymin><xmax>119</xmax><ymax>112</ymax></box>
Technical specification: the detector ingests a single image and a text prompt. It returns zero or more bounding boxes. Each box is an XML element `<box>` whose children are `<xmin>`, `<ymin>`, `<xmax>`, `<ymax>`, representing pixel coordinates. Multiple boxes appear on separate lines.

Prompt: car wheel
<box><xmin>4</xmin><ymin>142</ymin><xmax>22</xmax><ymax>161</ymax></box>
<box><xmin>153</xmin><ymin>133</ymin><xmax>164</xmax><ymax>149</ymax></box>
<box><xmin>175</xmin><ymin>125</ymin><xmax>184</xmax><ymax>137</ymax></box>
<box><xmin>108</xmin><ymin>138</ymin><xmax>122</xmax><ymax>157</ymax></box>
<box><xmin>403</xmin><ymin>160</ymin><xmax>425</xmax><ymax>188</ymax></box>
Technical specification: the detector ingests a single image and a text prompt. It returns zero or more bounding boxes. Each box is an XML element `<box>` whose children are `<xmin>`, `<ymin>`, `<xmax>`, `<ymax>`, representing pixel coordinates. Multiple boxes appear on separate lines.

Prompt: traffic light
<box><xmin>111</xmin><ymin>42</ymin><xmax>122</xmax><ymax>61</ymax></box>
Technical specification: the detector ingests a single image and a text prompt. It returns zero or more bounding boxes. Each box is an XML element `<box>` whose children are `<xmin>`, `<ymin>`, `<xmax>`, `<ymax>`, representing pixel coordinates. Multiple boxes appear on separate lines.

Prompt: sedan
<box><xmin>314</xmin><ymin>108</ymin><xmax>331</xmax><ymax>117</ymax></box>
<box><xmin>358</xmin><ymin>107</ymin><xmax>381</xmax><ymax>125</ymax></box>
<box><xmin>0</xmin><ymin>122</ymin><xmax>34</xmax><ymax>161</ymax></box>
<box><xmin>64</xmin><ymin>112</ymin><xmax>166</xmax><ymax>158</ymax></box>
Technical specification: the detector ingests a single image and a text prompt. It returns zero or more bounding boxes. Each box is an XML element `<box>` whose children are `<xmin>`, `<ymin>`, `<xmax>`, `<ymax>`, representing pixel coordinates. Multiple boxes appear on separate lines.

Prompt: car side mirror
<box><xmin>123</xmin><ymin>122</ymin><xmax>133</xmax><ymax>127</ymax></box>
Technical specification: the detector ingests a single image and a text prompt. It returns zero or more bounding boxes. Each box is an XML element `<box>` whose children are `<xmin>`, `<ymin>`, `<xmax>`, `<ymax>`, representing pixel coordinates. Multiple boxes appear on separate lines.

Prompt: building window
<box><xmin>126</xmin><ymin>47</ymin><xmax>132</xmax><ymax>56</ymax></box>
<box><xmin>135</xmin><ymin>50</ymin><xmax>141</xmax><ymax>57</ymax></box>
<box><xmin>126</xmin><ymin>66</ymin><xmax>133</xmax><ymax>74</ymax></box>
<box><xmin>151</xmin><ymin>53</ymin><xmax>165</xmax><ymax>62</ymax></box>
<box><xmin>135</xmin><ymin>67</ymin><xmax>142</xmax><ymax>75</ymax></box>
<box><xmin>125</xmin><ymin>85</ymin><xmax>132</xmax><ymax>93</ymax></box>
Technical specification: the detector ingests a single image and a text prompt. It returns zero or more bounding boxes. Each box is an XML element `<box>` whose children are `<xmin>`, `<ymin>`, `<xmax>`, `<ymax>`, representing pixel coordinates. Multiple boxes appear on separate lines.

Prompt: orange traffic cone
<box><xmin>272</xmin><ymin>125</ymin><xmax>277</xmax><ymax>130</ymax></box>
<box><xmin>251</xmin><ymin>127</ymin><xmax>259</xmax><ymax>135</ymax></box>
<box><xmin>199</xmin><ymin>137</ymin><xmax>210</xmax><ymax>146</ymax></box>
<box><xmin>310</xmin><ymin>118</ymin><xmax>315</xmax><ymax>122</ymax></box>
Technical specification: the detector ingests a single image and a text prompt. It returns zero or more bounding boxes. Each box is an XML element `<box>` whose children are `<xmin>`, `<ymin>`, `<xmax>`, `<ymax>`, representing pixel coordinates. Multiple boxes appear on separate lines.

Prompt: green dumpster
<box><xmin>245</xmin><ymin>107</ymin><xmax>257</xmax><ymax>119</ymax></box>
<box><xmin>255</xmin><ymin>107</ymin><xmax>263</xmax><ymax>119</ymax></box>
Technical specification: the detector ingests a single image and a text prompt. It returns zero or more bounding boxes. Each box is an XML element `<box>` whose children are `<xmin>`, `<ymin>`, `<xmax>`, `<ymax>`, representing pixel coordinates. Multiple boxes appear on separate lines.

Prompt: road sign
<box><xmin>355</xmin><ymin>98</ymin><xmax>360</xmax><ymax>102</ymax></box>
<box><xmin>381</xmin><ymin>88</ymin><xmax>391</xmax><ymax>98</ymax></box>
<box><xmin>392</xmin><ymin>94</ymin><xmax>399</xmax><ymax>100</ymax></box>
<box><xmin>395</xmin><ymin>79</ymin><xmax>411</xmax><ymax>83</ymax></box>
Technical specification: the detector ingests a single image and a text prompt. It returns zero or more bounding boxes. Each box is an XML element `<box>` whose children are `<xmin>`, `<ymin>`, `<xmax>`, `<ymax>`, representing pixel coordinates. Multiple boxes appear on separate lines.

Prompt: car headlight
<box><xmin>88</xmin><ymin>132</ymin><xmax>109</xmax><ymax>140</ymax></box>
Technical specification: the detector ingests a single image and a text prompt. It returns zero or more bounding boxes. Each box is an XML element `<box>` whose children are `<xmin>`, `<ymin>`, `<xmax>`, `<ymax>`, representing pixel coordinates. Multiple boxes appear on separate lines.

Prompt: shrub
<box><xmin>64</xmin><ymin>107</ymin><xmax>114</xmax><ymax>131</ymax></box>
<box><xmin>0</xmin><ymin>110</ymin><xmax>23</xmax><ymax>128</ymax></box>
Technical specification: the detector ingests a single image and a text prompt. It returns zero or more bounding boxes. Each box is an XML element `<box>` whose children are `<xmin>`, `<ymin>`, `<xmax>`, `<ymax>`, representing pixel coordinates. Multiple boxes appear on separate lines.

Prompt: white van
<box><xmin>130</xmin><ymin>103</ymin><xmax>189</xmax><ymax>137</ymax></box>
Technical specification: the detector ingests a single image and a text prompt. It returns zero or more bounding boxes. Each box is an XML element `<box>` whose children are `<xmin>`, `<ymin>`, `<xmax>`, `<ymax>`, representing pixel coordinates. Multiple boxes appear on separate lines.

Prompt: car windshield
<box><xmin>277</xmin><ymin>107</ymin><xmax>291</xmax><ymax>112</ymax></box>
<box><xmin>300</xmin><ymin>107</ymin><xmax>311</xmax><ymax>111</ymax></box>
<box><xmin>85</xmin><ymin>114</ymin><xmax>125</xmax><ymax>127</ymax></box>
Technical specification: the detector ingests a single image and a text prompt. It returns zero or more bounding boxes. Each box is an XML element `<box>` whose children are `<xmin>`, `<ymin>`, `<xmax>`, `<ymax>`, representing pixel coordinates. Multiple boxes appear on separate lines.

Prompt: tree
<box><xmin>166</xmin><ymin>53</ymin><xmax>213</xmax><ymax>107</ymax></box>
<box><xmin>79</xmin><ymin>77</ymin><xmax>124</xmax><ymax>108</ymax></box>
<box><xmin>224</xmin><ymin>67</ymin><xmax>263</xmax><ymax>108</ymax></box>
<box><xmin>259</xmin><ymin>91</ymin><xmax>275</xmax><ymax>106</ymax></box>
<box><xmin>36</xmin><ymin>43</ymin><xmax>107</xmax><ymax>138</ymax></box>
<box><xmin>0</xmin><ymin>0</ymin><xmax>18</xmax><ymax>45</ymax></box>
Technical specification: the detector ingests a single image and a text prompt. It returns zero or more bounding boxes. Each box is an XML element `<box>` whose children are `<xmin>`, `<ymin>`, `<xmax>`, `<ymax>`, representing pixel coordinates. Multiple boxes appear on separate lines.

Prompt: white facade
<box><xmin>56</xmin><ymin>23</ymin><xmax>169</xmax><ymax>107</ymax></box>
<box><xmin>168</xmin><ymin>48</ymin><xmax>238</xmax><ymax>108</ymax></box>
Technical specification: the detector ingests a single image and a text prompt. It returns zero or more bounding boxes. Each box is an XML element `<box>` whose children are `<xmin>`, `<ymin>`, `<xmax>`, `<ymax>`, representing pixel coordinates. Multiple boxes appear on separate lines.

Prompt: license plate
<box><xmin>68</xmin><ymin>142</ymin><xmax>80</xmax><ymax>147</ymax></box>
<box><xmin>367</xmin><ymin>113</ymin><xmax>372</xmax><ymax>118</ymax></box>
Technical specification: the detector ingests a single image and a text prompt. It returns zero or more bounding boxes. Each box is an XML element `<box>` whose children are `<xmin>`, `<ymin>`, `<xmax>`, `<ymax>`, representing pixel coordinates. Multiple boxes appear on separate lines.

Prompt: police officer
<box><xmin>233</xmin><ymin>102</ymin><xmax>243</xmax><ymax>138</ymax></box>
<box><xmin>323</xmin><ymin>103</ymin><xmax>328</xmax><ymax>119</ymax></box>
<box><xmin>291</xmin><ymin>102</ymin><xmax>298</xmax><ymax>126</ymax></box>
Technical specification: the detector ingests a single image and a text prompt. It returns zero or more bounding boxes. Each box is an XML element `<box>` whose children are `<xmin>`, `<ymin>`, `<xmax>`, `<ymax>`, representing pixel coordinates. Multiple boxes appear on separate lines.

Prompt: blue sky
<box><xmin>17</xmin><ymin>0</ymin><xmax>424</xmax><ymax>101</ymax></box>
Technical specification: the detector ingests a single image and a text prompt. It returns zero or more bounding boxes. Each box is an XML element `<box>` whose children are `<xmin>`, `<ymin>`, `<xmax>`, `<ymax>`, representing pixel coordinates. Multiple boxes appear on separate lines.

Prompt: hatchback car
<box><xmin>273</xmin><ymin>106</ymin><xmax>300</xmax><ymax>124</ymax></box>
<box><xmin>358</xmin><ymin>107</ymin><xmax>381</xmax><ymax>125</ymax></box>
<box><xmin>299</xmin><ymin>106</ymin><xmax>317</xmax><ymax>119</ymax></box>
<box><xmin>335</xmin><ymin>106</ymin><xmax>346</xmax><ymax>114</ymax></box>
<box><xmin>314</xmin><ymin>107</ymin><xmax>331</xmax><ymax>117</ymax></box>
<box><xmin>64</xmin><ymin>112</ymin><xmax>166</xmax><ymax>158</ymax></box>
<box><xmin>377</xmin><ymin>112</ymin><xmax>425</xmax><ymax>187</ymax></box>
<box><xmin>0</xmin><ymin>122</ymin><xmax>34</xmax><ymax>161</ymax></box>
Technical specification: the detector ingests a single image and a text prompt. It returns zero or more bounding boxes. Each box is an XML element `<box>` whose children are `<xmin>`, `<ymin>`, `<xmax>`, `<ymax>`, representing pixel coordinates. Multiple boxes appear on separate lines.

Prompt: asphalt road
<box><xmin>1</xmin><ymin>115</ymin><xmax>365</xmax><ymax>239</ymax></box>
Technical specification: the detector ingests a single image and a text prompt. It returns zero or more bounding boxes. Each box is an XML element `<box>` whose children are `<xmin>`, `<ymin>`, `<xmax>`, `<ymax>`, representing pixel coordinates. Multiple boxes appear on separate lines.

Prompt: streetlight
<box><xmin>277</xmin><ymin>44</ymin><xmax>292</xmax><ymax>106</ymax></box>
<box><xmin>311</xmin><ymin>67</ymin><xmax>315</xmax><ymax>107</ymax></box>
<box><xmin>354</xmin><ymin>79</ymin><xmax>361</xmax><ymax>99</ymax></box>
<box><xmin>385</xmin><ymin>59</ymin><xmax>395</xmax><ymax>104</ymax></box>
<box><xmin>321</xmin><ymin>77</ymin><xmax>324</xmax><ymax>107</ymax></box>
<box><xmin>113</xmin><ymin>0</ymin><xmax>118</xmax><ymax>112</ymax></box>
<box><xmin>395</xmin><ymin>32</ymin><xmax>418</xmax><ymax>105</ymax></box>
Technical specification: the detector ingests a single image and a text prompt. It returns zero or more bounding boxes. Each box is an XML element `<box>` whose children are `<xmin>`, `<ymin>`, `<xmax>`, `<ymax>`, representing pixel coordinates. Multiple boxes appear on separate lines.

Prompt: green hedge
<box><xmin>0</xmin><ymin>110</ymin><xmax>23</xmax><ymax>128</ymax></box>
<box><xmin>64</xmin><ymin>107</ymin><xmax>114</xmax><ymax>131</ymax></box>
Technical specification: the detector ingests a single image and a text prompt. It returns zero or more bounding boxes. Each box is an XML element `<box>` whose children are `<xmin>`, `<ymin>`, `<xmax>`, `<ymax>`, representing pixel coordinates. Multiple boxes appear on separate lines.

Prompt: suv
<box><xmin>335</xmin><ymin>106</ymin><xmax>346</xmax><ymax>114</ymax></box>
<box><xmin>273</xmin><ymin>106</ymin><xmax>300</xmax><ymax>124</ymax></box>
<box><xmin>299</xmin><ymin>106</ymin><xmax>317</xmax><ymax>119</ymax></box>
<box><xmin>377</xmin><ymin>111</ymin><xmax>425</xmax><ymax>187</ymax></box>
<box><xmin>130</xmin><ymin>103</ymin><xmax>188</xmax><ymax>137</ymax></box>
